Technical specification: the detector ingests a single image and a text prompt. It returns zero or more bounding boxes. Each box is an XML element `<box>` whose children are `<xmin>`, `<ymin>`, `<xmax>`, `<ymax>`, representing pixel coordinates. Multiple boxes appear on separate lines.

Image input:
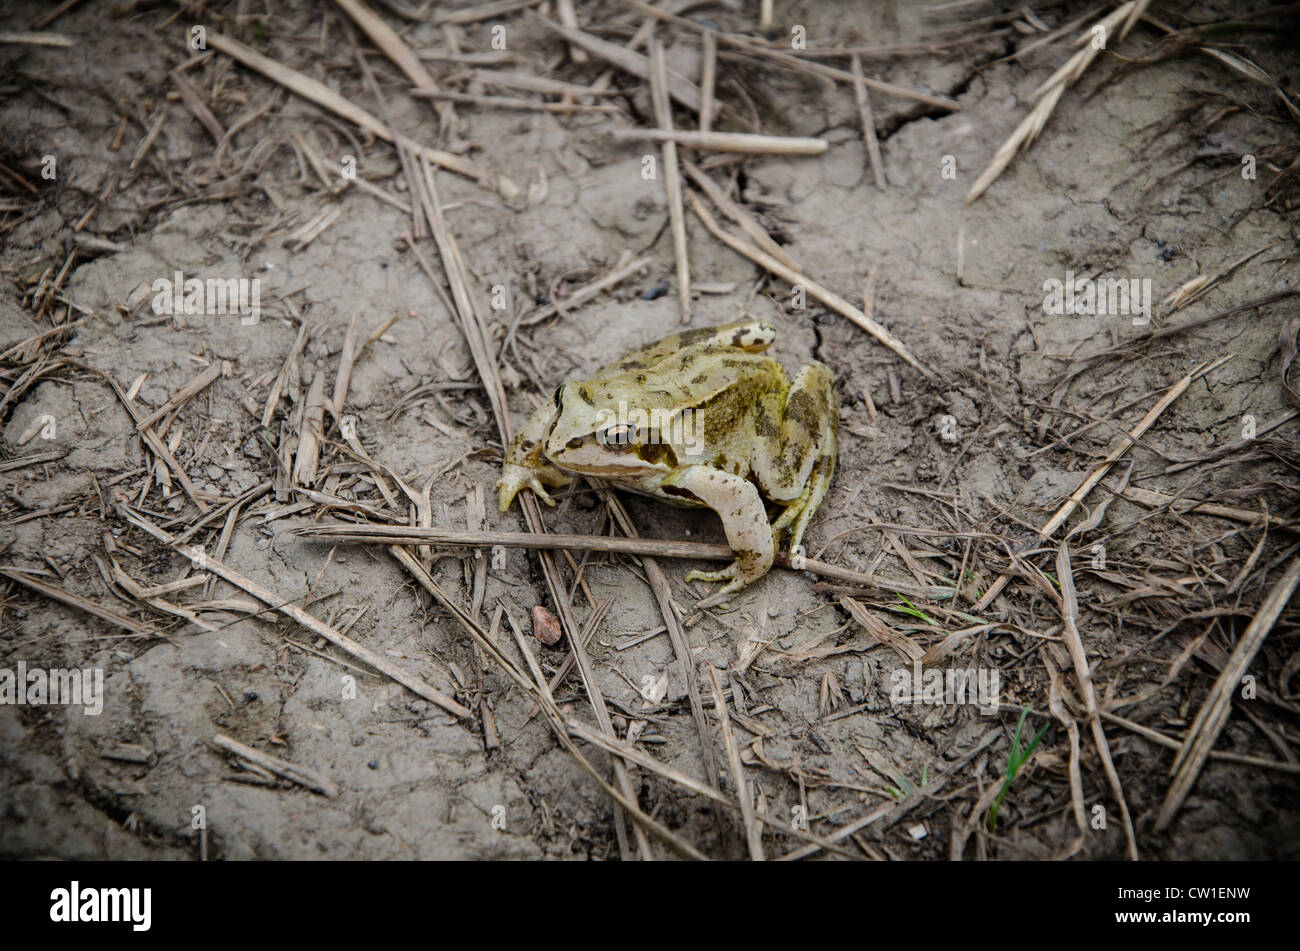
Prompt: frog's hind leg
<box><xmin>753</xmin><ymin>361</ymin><xmax>838</xmax><ymax>555</ymax></box>
<box><xmin>660</xmin><ymin>465</ymin><xmax>775</xmax><ymax>596</ymax></box>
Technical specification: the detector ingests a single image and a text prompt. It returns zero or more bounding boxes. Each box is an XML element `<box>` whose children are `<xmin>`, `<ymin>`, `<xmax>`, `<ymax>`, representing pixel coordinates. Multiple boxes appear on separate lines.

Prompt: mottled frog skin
<box><xmin>497</xmin><ymin>319</ymin><xmax>838</xmax><ymax>596</ymax></box>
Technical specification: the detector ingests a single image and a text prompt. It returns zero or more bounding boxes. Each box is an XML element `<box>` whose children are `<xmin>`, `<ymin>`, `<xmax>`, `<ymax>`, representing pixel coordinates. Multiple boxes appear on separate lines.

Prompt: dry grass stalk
<box><xmin>682</xmin><ymin>163</ymin><xmax>801</xmax><ymax>272</ymax></box>
<box><xmin>535</xmin><ymin>16</ymin><xmax>703</xmax><ymax>111</ymax></box>
<box><xmin>291</xmin><ymin>371</ymin><xmax>327</xmax><ymax>486</ymax></box>
<box><xmin>393</xmin><ymin>547</ymin><xmax>700</xmax><ymax>859</ymax></box>
<box><xmin>175</xmin><ymin>482</ymin><xmax>274</xmax><ymax>546</ymax></box>
<box><xmin>1057</xmin><ymin>290</ymin><xmax>1298</xmax><ymax>385</ymax></box>
<box><xmin>974</xmin><ymin>354</ymin><xmax>1231</xmax><ymax>611</ymax></box>
<box><xmin>1103</xmin><ymin>711</ymin><xmax>1300</xmax><ymax>776</ymax></box>
<box><xmin>213</xmin><ymin>734</ymin><xmax>340</xmax><ymax>797</ymax></box>
<box><xmin>171</xmin><ymin>71</ymin><xmax>225</xmax><ymax>144</ymax></box>
<box><xmin>1156</xmin><ymin>555</ymin><xmax>1300</xmax><ymax>830</ymax></box>
<box><xmin>951</xmin><ymin>768</ymin><xmax>1016</xmax><ymax>860</ymax></box>
<box><xmin>115</xmin><ymin>502</ymin><xmax>472</xmax><ymax>719</ymax></box>
<box><xmin>649</xmin><ymin>38</ymin><xmax>691</xmax><ymax>323</ymax></box>
<box><xmin>0</xmin><ymin>31</ymin><xmax>72</xmax><ymax>46</ymax></box>
<box><xmin>555</xmin><ymin>0</ymin><xmax>588</xmax><ymax>62</ymax></box>
<box><xmin>1108</xmin><ymin>482</ymin><xmax>1297</xmax><ymax>529</ymax></box>
<box><xmin>597</xmin><ymin>488</ymin><xmax>722</xmax><ymax>799</ymax></box>
<box><xmin>840</xmin><ymin>597</ymin><xmax>924</xmax><ymax>662</ymax></box>
<box><xmin>1056</xmin><ymin>544</ymin><xmax>1139</xmax><ymax>860</ymax></box>
<box><xmin>618</xmin><ymin>0</ymin><xmax>961</xmax><ymax>111</ymax></box>
<box><xmin>0</xmin><ymin>449</ymin><xmax>66</xmax><ymax>472</ymax></box>
<box><xmin>1044</xmin><ymin>654</ymin><xmax>1087</xmax><ymax>858</ymax></box>
<box><xmin>850</xmin><ymin>54</ymin><xmax>888</xmax><ymax>190</ymax></box>
<box><xmin>414</xmin><ymin>158</ymin><xmax>512</xmax><ymax>437</ymax></box>
<box><xmin>263</xmin><ymin>322</ymin><xmax>311</xmax><ymax>429</ymax></box>
<box><xmin>30</xmin><ymin>0</ymin><xmax>84</xmax><ymax>30</ymax></box>
<box><xmin>128</xmin><ymin>110</ymin><xmax>165</xmax><ymax>170</ymax></box>
<box><xmin>291</xmin><ymin>523</ymin><xmax>950</xmax><ymax>599</ymax></box>
<box><xmin>1161</xmin><ymin>244</ymin><xmax>1273</xmax><ymax>316</ymax></box>
<box><xmin>611</xmin><ymin>128</ymin><xmax>828</xmax><ymax>155</ymax></box>
<box><xmin>966</xmin><ymin>3</ymin><xmax>1135</xmax><ymax>203</ymax></box>
<box><xmin>521</xmin><ymin>254</ymin><xmax>651</xmax><ymax>326</ymax></box>
<box><xmin>689</xmin><ymin>192</ymin><xmax>934</xmax><ymax>378</ymax></box>
<box><xmin>964</xmin><ymin>82</ymin><xmax>1064</xmax><ymax>204</ymax></box>
<box><xmin>205</xmin><ymin>32</ymin><xmax>491</xmax><ymax>187</ymax></box>
<box><xmin>333</xmin><ymin>0</ymin><xmax>439</xmax><ymax>94</ymax></box>
<box><xmin>102</xmin><ymin>372</ymin><xmax>209</xmax><ymax>513</ymax></box>
<box><xmin>414</xmin><ymin>90</ymin><xmax>619</xmax><ymax>113</ymax></box>
<box><xmin>286</xmin><ymin>205</ymin><xmax>343</xmax><ymax>250</ymax></box>
<box><xmin>331</xmin><ymin>312</ymin><xmax>360</xmax><ymax>421</ymax></box>
<box><xmin>432</xmin><ymin>0</ymin><xmax>541</xmax><ymax>25</ymax></box>
<box><xmin>135</xmin><ymin>361</ymin><xmax>225</xmax><ymax>431</ymax></box>
<box><xmin>708</xmin><ymin>666</ymin><xmax>764</xmax><ymax>860</ymax></box>
<box><xmin>412</xmin><ymin>155</ymin><xmax>652</xmax><ymax>859</ymax></box>
<box><xmin>520</xmin><ymin>599</ymin><xmax>610</xmax><ymax>726</ymax></box>
<box><xmin>472</xmin><ymin>68</ymin><xmax>627</xmax><ymax>97</ymax></box>
<box><xmin>109</xmin><ymin>559</ymin><xmax>219</xmax><ymax>634</ymax></box>
<box><xmin>1039</xmin><ymin>355</ymin><xmax>1229</xmax><ymax>539</ymax></box>
<box><xmin>0</xmin><ymin>567</ymin><xmax>166</xmax><ymax>639</ymax></box>
<box><xmin>781</xmin><ymin>729</ymin><xmax>1003</xmax><ymax>860</ymax></box>
<box><xmin>699</xmin><ymin>30</ymin><xmax>717</xmax><ymax>133</ymax></box>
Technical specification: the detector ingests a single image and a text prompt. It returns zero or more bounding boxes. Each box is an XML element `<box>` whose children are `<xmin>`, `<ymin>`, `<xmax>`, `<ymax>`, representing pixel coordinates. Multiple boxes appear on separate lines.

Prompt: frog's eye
<box><xmin>552</xmin><ymin>386</ymin><xmax>565</xmax><ymax>410</ymax></box>
<box><xmin>596</xmin><ymin>423</ymin><xmax>637</xmax><ymax>448</ymax></box>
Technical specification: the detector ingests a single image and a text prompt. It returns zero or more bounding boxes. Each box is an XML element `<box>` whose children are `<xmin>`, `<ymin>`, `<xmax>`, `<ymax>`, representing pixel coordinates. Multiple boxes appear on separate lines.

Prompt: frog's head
<box><xmin>545</xmin><ymin>381</ymin><xmax>676</xmax><ymax>475</ymax></box>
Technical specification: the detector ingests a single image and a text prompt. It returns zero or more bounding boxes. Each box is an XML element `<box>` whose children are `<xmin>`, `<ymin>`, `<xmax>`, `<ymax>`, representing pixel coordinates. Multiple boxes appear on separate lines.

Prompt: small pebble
<box><xmin>532</xmin><ymin>605</ymin><xmax>563</xmax><ymax>647</ymax></box>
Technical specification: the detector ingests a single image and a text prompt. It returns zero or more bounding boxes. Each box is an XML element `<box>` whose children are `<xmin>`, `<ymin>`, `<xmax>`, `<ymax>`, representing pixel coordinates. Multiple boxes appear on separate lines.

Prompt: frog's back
<box><xmin>592</xmin><ymin>319</ymin><xmax>776</xmax><ymax>379</ymax></box>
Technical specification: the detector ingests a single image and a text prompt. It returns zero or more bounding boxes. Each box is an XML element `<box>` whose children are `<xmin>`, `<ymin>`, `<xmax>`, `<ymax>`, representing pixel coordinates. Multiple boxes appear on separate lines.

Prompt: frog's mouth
<box><xmin>551</xmin><ymin>442</ymin><xmax>665</xmax><ymax>475</ymax></box>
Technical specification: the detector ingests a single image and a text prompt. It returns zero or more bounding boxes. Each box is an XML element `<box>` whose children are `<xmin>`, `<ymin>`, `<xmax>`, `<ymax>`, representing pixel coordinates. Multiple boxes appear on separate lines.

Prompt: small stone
<box><xmin>532</xmin><ymin>605</ymin><xmax>563</xmax><ymax>647</ymax></box>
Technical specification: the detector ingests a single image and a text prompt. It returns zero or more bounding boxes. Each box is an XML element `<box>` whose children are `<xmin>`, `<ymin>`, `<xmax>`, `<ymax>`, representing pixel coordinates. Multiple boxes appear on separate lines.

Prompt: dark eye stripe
<box><xmin>597</xmin><ymin>424</ymin><xmax>639</xmax><ymax>448</ymax></box>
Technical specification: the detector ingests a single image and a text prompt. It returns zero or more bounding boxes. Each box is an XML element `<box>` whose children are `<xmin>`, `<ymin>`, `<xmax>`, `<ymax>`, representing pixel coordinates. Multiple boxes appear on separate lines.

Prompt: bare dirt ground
<box><xmin>1</xmin><ymin>0</ymin><xmax>1298</xmax><ymax>861</ymax></box>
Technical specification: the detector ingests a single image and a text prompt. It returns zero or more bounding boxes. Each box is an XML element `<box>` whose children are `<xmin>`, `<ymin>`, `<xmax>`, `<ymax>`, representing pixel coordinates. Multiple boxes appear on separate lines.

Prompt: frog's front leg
<box><xmin>752</xmin><ymin>361</ymin><xmax>838</xmax><ymax>555</ymax></box>
<box><xmin>497</xmin><ymin>401</ymin><xmax>572</xmax><ymax>511</ymax></box>
<box><xmin>663</xmin><ymin>466</ymin><xmax>775</xmax><ymax>596</ymax></box>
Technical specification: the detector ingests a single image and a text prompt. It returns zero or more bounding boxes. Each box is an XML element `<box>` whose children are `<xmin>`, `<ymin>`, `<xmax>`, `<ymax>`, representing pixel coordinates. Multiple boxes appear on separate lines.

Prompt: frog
<box><xmin>497</xmin><ymin>318</ymin><xmax>838</xmax><ymax>596</ymax></box>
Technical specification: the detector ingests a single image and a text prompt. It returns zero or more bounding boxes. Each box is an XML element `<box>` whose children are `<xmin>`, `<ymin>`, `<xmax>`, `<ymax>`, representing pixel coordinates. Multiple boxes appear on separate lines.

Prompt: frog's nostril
<box><xmin>566</xmin><ymin>437</ymin><xmax>584</xmax><ymax>449</ymax></box>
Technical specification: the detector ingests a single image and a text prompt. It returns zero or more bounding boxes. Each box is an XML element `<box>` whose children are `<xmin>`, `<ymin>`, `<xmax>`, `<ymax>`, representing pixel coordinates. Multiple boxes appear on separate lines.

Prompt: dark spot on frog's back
<box><xmin>691</xmin><ymin>372</ymin><xmax>708</xmax><ymax>384</ymax></box>
<box><xmin>577</xmin><ymin>386</ymin><xmax>596</xmax><ymax>406</ymax></box>
<box><xmin>731</xmin><ymin>326</ymin><xmax>771</xmax><ymax>347</ymax></box>
<box><xmin>754</xmin><ymin>405</ymin><xmax>777</xmax><ymax>438</ymax></box>
<box><xmin>639</xmin><ymin>443</ymin><xmax>677</xmax><ymax>466</ymax></box>
<box><xmin>787</xmin><ymin>390</ymin><xmax>817</xmax><ymax>425</ymax></box>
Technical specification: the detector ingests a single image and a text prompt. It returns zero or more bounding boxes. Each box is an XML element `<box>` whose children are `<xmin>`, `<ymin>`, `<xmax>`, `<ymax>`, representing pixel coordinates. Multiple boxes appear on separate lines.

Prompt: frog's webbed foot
<box><xmin>497</xmin><ymin>463</ymin><xmax>569</xmax><ymax>511</ymax></box>
<box><xmin>666</xmin><ymin>466</ymin><xmax>775</xmax><ymax>596</ymax></box>
<box><xmin>685</xmin><ymin>554</ymin><xmax>764</xmax><ymax>598</ymax></box>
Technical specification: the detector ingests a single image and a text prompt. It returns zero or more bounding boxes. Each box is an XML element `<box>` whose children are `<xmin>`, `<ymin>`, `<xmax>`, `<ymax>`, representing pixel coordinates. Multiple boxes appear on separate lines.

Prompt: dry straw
<box><xmin>966</xmin><ymin>2</ymin><xmax>1137</xmax><ymax>203</ymax></box>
